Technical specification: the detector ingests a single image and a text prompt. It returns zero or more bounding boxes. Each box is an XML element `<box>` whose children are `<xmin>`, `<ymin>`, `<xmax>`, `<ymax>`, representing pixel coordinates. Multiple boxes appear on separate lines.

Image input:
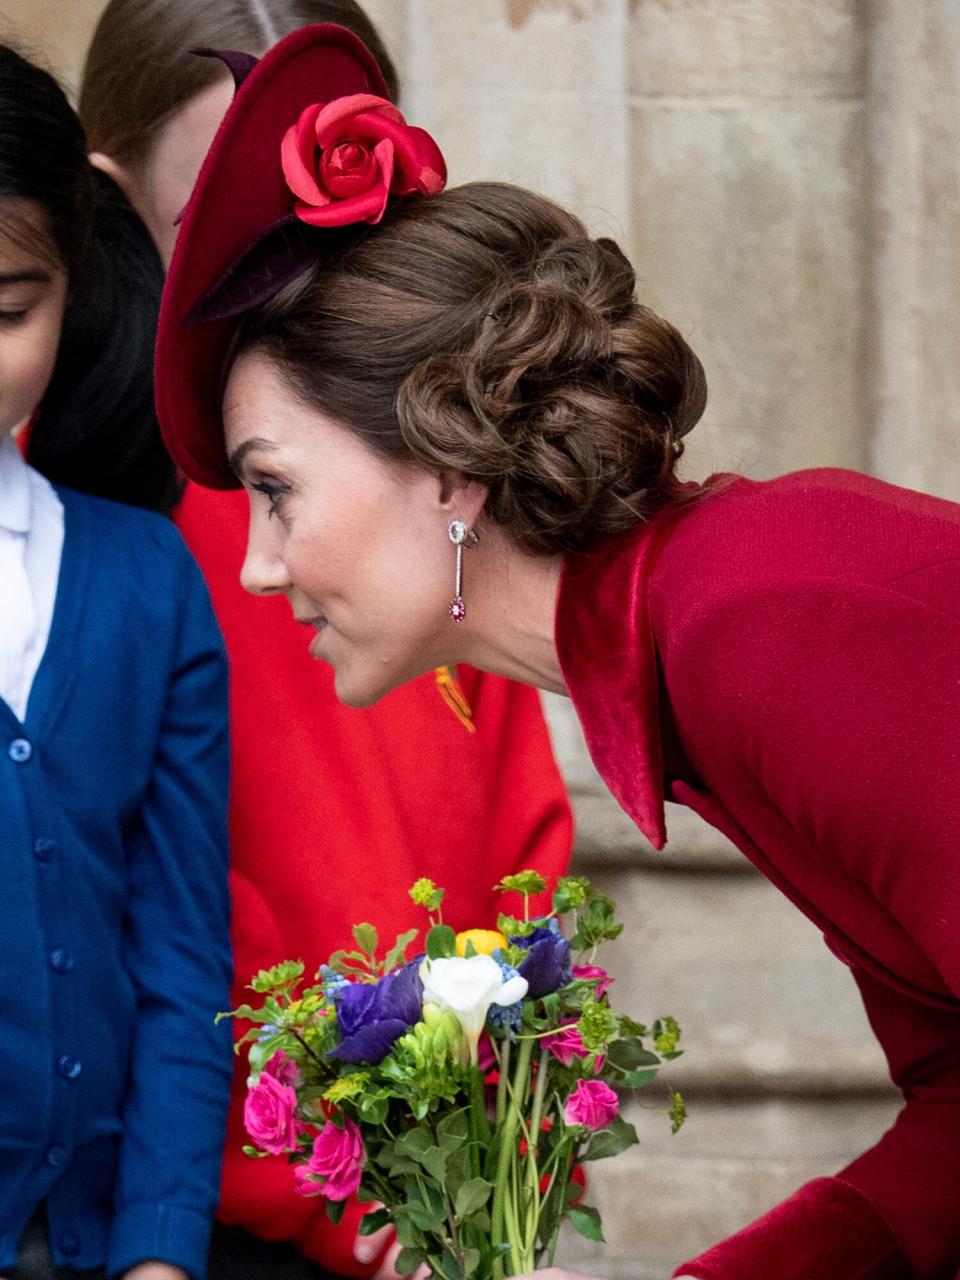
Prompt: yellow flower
<box><xmin>455</xmin><ymin>929</ymin><xmax>507</xmax><ymax>958</ymax></box>
<box><xmin>323</xmin><ymin>1073</ymin><xmax>369</xmax><ymax>1103</ymax></box>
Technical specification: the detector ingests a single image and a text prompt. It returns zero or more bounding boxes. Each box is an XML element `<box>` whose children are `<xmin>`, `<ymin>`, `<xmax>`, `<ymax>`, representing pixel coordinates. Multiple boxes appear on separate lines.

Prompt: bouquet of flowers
<box><xmin>227</xmin><ymin>872</ymin><xmax>685</xmax><ymax>1280</ymax></box>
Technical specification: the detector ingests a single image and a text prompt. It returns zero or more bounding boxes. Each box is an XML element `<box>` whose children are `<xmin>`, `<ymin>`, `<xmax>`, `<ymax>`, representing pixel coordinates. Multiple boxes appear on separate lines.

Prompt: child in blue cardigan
<box><xmin>0</xmin><ymin>46</ymin><xmax>232</xmax><ymax>1280</ymax></box>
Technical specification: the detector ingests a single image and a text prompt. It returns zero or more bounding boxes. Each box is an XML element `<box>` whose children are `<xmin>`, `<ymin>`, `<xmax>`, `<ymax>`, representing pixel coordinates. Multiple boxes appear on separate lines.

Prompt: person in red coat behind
<box><xmin>64</xmin><ymin>4</ymin><xmax>574</xmax><ymax>1277</ymax></box>
<box><xmin>155</xmin><ymin>27</ymin><xmax>960</xmax><ymax>1278</ymax></box>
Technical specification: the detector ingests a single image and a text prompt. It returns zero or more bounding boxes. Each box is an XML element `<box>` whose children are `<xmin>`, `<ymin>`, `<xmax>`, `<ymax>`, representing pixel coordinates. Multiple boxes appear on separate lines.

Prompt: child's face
<box><xmin>0</xmin><ymin>201</ymin><xmax>68</xmax><ymax>439</ymax></box>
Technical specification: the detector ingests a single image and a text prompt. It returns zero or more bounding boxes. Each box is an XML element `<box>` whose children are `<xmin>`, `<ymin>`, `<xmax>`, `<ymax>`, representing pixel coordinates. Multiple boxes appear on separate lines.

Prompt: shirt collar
<box><xmin>555</xmin><ymin>507</ymin><xmax>688</xmax><ymax>852</ymax></box>
<box><xmin>0</xmin><ymin>433</ymin><xmax>32</xmax><ymax>535</ymax></box>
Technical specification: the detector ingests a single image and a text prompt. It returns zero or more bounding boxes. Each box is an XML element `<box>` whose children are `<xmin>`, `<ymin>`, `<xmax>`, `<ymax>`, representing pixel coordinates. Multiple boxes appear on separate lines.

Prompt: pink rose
<box><xmin>244</xmin><ymin>1069</ymin><xmax>301</xmax><ymax>1155</ymax></box>
<box><xmin>262</xmin><ymin>1049</ymin><xmax>301</xmax><ymax>1088</ymax></box>
<box><xmin>572</xmin><ymin>964</ymin><xmax>613</xmax><ymax>999</ymax></box>
<box><xmin>563</xmin><ymin>1079</ymin><xmax>620</xmax><ymax>1131</ymax></box>
<box><xmin>294</xmin><ymin>1115</ymin><xmax>365</xmax><ymax>1201</ymax></box>
<box><xmin>281</xmin><ymin>94</ymin><xmax>446</xmax><ymax>229</ymax></box>
<box><xmin>541</xmin><ymin>1022</ymin><xmax>604</xmax><ymax>1072</ymax></box>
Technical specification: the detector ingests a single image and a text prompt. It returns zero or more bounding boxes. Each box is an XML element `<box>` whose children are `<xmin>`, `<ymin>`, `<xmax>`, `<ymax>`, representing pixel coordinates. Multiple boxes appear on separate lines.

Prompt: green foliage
<box><xmin>582</xmin><ymin>1116</ymin><xmax>639</xmax><ymax>1162</ymax></box>
<box><xmin>494</xmin><ymin>871</ymin><xmax>547</xmax><ymax>897</ymax></box>
<box><xmin>552</xmin><ymin>875</ymin><xmax>590</xmax><ymax>913</ymax></box>
<box><xmin>567</xmin><ymin>1205</ymin><xmax>605</xmax><ymax>1243</ymax></box>
<box><xmin>669</xmin><ymin>1089</ymin><xmax>687</xmax><ymax>1134</ymax></box>
<box><xmin>409</xmin><ymin>878</ymin><xmax>445</xmax><ymax>913</ymax></box>
<box><xmin>455</xmin><ymin>1177</ymin><xmax>493</xmax><ymax>1218</ymax></box>
<box><xmin>496</xmin><ymin>914</ymin><xmax>533</xmax><ymax>938</ymax></box>
<box><xmin>426</xmin><ymin>924</ymin><xmax>457</xmax><ymax>960</ymax></box>
<box><xmin>384</xmin><ymin>928</ymin><xmax>420</xmax><ymax>973</ymax></box>
<box><xmin>653</xmin><ymin>1016</ymin><xmax>683</xmax><ymax>1059</ymax></box>
<box><xmin>577</xmin><ymin>998</ymin><xmax>619</xmax><ymax>1052</ymax></box>
<box><xmin>569</xmin><ymin>889</ymin><xmax>623</xmax><ymax>950</ymax></box>
<box><xmin>249</xmin><ymin>960</ymin><xmax>305</xmax><ymax>994</ymax></box>
<box><xmin>325</xmin><ymin>1198</ymin><xmax>347</xmax><ymax>1226</ymax></box>
<box><xmin>359</xmin><ymin>1208</ymin><xmax>392</xmax><ymax>1236</ymax></box>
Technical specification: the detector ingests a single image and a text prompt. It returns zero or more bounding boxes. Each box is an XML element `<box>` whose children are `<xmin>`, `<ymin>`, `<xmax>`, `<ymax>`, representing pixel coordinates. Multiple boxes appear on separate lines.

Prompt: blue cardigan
<box><xmin>0</xmin><ymin>487</ymin><xmax>232</xmax><ymax>1278</ymax></box>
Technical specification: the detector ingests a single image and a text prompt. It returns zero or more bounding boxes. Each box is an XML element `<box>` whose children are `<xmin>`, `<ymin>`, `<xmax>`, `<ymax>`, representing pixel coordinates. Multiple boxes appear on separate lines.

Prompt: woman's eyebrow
<box><xmin>0</xmin><ymin>268</ymin><xmax>51</xmax><ymax>285</ymax></box>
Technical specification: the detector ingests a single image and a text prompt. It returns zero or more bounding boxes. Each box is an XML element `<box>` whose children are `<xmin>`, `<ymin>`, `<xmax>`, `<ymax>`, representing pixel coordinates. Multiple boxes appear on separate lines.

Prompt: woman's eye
<box><xmin>251</xmin><ymin>479</ymin><xmax>291</xmax><ymax>518</ymax></box>
<box><xmin>0</xmin><ymin>309</ymin><xmax>28</xmax><ymax>325</ymax></box>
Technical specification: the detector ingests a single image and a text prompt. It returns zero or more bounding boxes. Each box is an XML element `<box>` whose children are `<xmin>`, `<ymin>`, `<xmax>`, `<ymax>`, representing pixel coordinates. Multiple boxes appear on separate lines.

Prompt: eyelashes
<box><xmin>251</xmin><ymin>478</ymin><xmax>292</xmax><ymax>518</ymax></box>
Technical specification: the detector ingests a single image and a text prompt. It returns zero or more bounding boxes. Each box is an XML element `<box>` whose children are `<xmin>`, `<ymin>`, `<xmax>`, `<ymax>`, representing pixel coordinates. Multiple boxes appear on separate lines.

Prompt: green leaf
<box><xmin>606</xmin><ymin>1039</ymin><xmax>661</xmax><ymax>1071</ymax></box>
<box><xmin>617</xmin><ymin>1067</ymin><xmax>659</xmax><ymax>1089</ymax></box>
<box><xmin>396</xmin><ymin>1128</ymin><xmax>433</xmax><ymax>1158</ymax></box>
<box><xmin>241</xmin><ymin>1144</ymin><xmax>268</xmax><ymax>1158</ymax></box>
<box><xmin>384</xmin><ymin>928</ymin><xmax>420</xmax><ymax>973</ymax></box>
<box><xmin>354</xmin><ymin>922</ymin><xmax>379</xmax><ymax>955</ymax></box>
<box><xmin>567</xmin><ymin>1205</ymin><xmax>605</xmax><ymax>1243</ymax></box>
<box><xmin>420</xmin><ymin>1144</ymin><xmax>450</xmax><ymax>1183</ymax></box>
<box><xmin>437</xmin><ymin>1108</ymin><xmax>470</xmax><ymax>1142</ymax></box>
<box><xmin>359</xmin><ymin>1209</ymin><xmax>392</xmax><ymax>1237</ymax></box>
<box><xmin>219</xmin><ymin>1003</ymin><xmax>272</xmax><ymax>1025</ymax></box>
<box><xmin>461</xmin><ymin>1248</ymin><xmax>482</xmax><ymax>1278</ymax></box>
<box><xmin>582</xmin><ymin>1116</ymin><xmax>639</xmax><ymax>1162</ymax></box>
<box><xmin>249</xmin><ymin>960</ymin><xmax>304</xmax><ymax>993</ymax></box>
<box><xmin>454</xmin><ymin>1177</ymin><xmax>493</xmax><ymax>1219</ymax></box>
<box><xmin>426</xmin><ymin>924</ymin><xmax>456</xmax><ymax>960</ymax></box>
<box><xmin>405</xmin><ymin>1205</ymin><xmax>440</xmax><ymax>1232</ymax></box>
<box><xmin>394</xmin><ymin>1248</ymin><xmax>427</xmax><ymax>1276</ymax></box>
<box><xmin>359</xmin><ymin>1094</ymin><xmax>389</xmax><ymax>1125</ymax></box>
<box><xmin>393</xmin><ymin>1213</ymin><xmax>425</xmax><ymax>1249</ymax></box>
<box><xmin>326</xmin><ymin>1198</ymin><xmax>347</xmax><ymax>1226</ymax></box>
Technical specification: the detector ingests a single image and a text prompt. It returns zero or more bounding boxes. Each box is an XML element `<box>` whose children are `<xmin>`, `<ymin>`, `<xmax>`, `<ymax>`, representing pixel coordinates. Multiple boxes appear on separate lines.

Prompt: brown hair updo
<box><xmin>239</xmin><ymin>182</ymin><xmax>707</xmax><ymax>555</ymax></box>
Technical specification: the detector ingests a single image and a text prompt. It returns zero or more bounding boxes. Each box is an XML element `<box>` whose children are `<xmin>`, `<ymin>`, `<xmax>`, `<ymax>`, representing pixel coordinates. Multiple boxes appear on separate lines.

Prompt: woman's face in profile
<box><xmin>223</xmin><ymin>350</ymin><xmax>463</xmax><ymax>707</ymax></box>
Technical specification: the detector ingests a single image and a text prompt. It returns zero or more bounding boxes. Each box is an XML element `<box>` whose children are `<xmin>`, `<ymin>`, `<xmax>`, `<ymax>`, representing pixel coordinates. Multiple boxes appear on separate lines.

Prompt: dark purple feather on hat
<box><xmin>185</xmin><ymin>214</ymin><xmax>318</xmax><ymax>325</ymax></box>
<box><xmin>191</xmin><ymin>46</ymin><xmax>260</xmax><ymax>91</ymax></box>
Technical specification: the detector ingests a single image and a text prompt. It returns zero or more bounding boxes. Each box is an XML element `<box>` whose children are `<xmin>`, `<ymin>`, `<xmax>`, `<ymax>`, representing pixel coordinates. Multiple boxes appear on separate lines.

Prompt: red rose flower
<box><xmin>280</xmin><ymin>93</ymin><xmax>446</xmax><ymax>228</ymax></box>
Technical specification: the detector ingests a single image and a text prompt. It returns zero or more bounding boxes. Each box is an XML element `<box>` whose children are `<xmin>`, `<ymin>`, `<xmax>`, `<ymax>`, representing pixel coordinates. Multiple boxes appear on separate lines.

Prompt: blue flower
<box><xmin>329</xmin><ymin>961</ymin><xmax>423</xmax><ymax>1064</ymax></box>
<box><xmin>510</xmin><ymin>923</ymin><xmax>572</xmax><ymax>1000</ymax></box>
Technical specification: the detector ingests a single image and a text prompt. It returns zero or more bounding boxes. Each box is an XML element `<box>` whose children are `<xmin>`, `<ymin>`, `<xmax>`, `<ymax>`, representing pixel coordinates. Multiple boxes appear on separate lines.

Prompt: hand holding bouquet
<box><xmin>227</xmin><ymin>872</ymin><xmax>685</xmax><ymax>1280</ymax></box>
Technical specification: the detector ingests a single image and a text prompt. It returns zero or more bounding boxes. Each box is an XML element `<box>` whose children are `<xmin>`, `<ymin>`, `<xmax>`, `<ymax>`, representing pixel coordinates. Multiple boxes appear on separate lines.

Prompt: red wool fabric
<box><xmin>557</xmin><ymin>468</ymin><xmax>960</xmax><ymax>1280</ymax></box>
<box><xmin>174</xmin><ymin>482</ymin><xmax>573</xmax><ymax>1272</ymax></box>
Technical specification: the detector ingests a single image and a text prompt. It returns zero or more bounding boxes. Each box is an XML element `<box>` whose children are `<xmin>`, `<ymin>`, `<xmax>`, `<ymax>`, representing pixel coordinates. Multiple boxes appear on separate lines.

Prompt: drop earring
<box><xmin>447</xmin><ymin>519</ymin><xmax>477</xmax><ymax>621</ymax></box>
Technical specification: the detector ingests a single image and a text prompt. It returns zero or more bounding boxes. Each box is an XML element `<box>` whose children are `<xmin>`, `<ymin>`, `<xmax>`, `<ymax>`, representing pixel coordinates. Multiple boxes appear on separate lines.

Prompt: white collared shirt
<box><xmin>0</xmin><ymin>432</ymin><xmax>64</xmax><ymax>722</ymax></box>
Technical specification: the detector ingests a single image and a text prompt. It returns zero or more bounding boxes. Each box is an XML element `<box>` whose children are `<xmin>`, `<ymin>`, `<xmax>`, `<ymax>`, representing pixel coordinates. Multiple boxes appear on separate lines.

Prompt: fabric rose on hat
<box><xmin>281</xmin><ymin>93</ymin><xmax>446</xmax><ymax>228</ymax></box>
<box><xmin>294</xmin><ymin>1115</ymin><xmax>366</xmax><ymax>1200</ymax></box>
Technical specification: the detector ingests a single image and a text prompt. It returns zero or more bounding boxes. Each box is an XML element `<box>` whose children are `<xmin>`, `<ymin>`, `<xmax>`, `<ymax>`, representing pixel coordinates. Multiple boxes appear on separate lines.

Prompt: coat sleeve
<box><xmin>670</xmin><ymin>572</ymin><xmax>960</xmax><ymax>1280</ymax></box>
<box><xmin>108</xmin><ymin>545</ymin><xmax>233</xmax><ymax>1280</ymax></box>
<box><xmin>218</xmin><ymin>668</ymin><xmax>573</xmax><ymax>1273</ymax></box>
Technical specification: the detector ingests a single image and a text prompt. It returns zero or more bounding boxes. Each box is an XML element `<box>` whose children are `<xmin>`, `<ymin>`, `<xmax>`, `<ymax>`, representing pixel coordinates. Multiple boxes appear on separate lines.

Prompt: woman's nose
<box><xmin>240</xmin><ymin>523</ymin><xmax>289</xmax><ymax>597</ymax></box>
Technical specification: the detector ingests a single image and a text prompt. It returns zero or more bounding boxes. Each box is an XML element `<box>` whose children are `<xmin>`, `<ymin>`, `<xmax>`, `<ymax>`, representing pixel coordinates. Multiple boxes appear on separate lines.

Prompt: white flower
<box><xmin>418</xmin><ymin>954</ymin><xmax>528</xmax><ymax>1062</ymax></box>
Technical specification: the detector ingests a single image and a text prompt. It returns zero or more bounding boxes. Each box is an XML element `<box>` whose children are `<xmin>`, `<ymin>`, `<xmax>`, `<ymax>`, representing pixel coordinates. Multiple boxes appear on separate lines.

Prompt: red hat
<box><xmin>155</xmin><ymin>24</ymin><xmax>445</xmax><ymax>489</ymax></box>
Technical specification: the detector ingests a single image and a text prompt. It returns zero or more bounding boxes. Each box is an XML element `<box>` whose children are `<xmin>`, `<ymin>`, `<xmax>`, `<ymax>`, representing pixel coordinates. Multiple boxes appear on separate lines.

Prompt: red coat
<box><xmin>557</xmin><ymin>468</ymin><xmax>960</xmax><ymax>1280</ymax></box>
<box><xmin>174</xmin><ymin>484</ymin><xmax>573</xmax><ymax>1273</ymax></box>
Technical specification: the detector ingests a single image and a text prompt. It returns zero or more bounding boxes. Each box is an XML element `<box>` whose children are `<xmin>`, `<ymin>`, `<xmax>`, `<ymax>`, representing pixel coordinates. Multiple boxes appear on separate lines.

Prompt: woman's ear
<box><xmin>436</xmin><ymin>471</ymin><xmax>488</xmax><ymax>529</ymax></box>
<box><xmin>88</xmin><ymin>150</ymin><xmax>137</xmax><ymax>203</ymax></box>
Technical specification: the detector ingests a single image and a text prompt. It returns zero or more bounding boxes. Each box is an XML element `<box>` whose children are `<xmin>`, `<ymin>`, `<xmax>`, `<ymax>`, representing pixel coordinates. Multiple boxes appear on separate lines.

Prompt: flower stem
<box><xmin>490</xmin><ymin>1036</ymin><xmax>532</xmax><ymax>1280</ymax></box>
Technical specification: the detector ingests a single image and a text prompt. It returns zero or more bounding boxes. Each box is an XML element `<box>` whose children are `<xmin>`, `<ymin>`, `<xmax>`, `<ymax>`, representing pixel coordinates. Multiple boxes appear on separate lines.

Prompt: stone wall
<box><xmin>2</xmin><ymin>1</ymin><xmax>957</xmax><ymax>1275</ymax></box>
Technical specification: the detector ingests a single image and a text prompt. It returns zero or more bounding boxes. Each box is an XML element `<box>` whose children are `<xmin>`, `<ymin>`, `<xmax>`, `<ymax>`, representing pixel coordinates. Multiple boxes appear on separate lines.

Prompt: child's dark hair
<box><xmin>0</xmin><ymin>44</ymin><xmax>180</xmax><ymax>514</ymax></box>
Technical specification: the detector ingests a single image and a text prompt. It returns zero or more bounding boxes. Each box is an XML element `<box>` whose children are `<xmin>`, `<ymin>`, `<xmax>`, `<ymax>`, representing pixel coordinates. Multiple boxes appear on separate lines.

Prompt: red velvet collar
<box><xmin>555</xmin><ymin>507</ymin><xmax>685</xmax><ymax>851</ymax></box>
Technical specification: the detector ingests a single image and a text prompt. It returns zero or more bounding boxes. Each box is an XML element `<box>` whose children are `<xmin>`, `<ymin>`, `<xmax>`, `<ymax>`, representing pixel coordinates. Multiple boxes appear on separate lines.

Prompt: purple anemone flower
<box><xmin>330</xmin><ymin>961</ymin><xmax>423</xmax><ymax>1064</ymax></box>
<box><xmin>511</xmin><ymin>924</ymin><xmax>572</xmax><ymax>1000</ymax></box>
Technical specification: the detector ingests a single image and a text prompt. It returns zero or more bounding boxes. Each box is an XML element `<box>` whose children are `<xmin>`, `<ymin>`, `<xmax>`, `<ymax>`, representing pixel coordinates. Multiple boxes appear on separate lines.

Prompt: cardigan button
<box><xmin>33</xmin><ymin>837</ymin><xmax>58</xmax><ymax>863</ymax></box>
<box><xmin>44</xmin><ymin>1144</ymin><xmax>68</xmax><ymax>1169</ymax></box>
<box><xmin>49</xmin><ymin>949</ymin><xmax>74</xmax><ymax>974</ymax></box>
<box><xmin>56</xmin><ymin>1054</ymin><xmax>82</xmax><ymax>1081</ymax></box>
<box><xmin>57</xmin><ymin>1232</ymin><xmax>80</xmax><ymax>1257</ymax></box>
<box><xmin>8</xmin><ymin>738</ymin><xmax>31</xmax><ymax>763</ymax></box>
